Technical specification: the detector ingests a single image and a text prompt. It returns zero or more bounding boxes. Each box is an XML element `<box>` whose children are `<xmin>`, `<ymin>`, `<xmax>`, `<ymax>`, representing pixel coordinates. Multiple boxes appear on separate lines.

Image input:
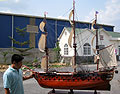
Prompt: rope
<box><xmin>22</xmin><ymin>65</ymin><xmax>34</xmax><ymax>72</ymax></box>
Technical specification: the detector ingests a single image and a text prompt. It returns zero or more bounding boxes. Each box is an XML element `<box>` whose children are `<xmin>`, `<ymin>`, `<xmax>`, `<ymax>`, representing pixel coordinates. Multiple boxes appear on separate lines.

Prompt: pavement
<box><xmin>0</xmin><ymin>63</ymin><xmax>120</xmax><ymax>94</ymax></box>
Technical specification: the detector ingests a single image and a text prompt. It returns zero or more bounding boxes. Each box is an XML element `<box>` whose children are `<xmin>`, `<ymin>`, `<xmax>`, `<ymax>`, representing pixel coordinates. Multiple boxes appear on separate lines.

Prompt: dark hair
<box><xmin>11</xmin><ymin>54</ymin><xmax>24</xmax><ymax>64</ymax></box>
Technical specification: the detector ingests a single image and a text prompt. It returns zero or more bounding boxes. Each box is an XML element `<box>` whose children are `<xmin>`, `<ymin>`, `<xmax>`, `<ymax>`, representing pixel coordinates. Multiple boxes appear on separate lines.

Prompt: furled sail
<box><xmin>69</xmin><ymin>10</ymin><xmax>73</xmax><ymax>26</ymax></box>
<box><xmin>91</xmin><ymin>20</ymin><xmax>96</xmax><ymax>32</ymax></box>
<box><xmin>38</xmin><ymin>34</ymin><xmax>46</xmax><ymax>52</ymax></box>
<box><xmin>99</xmin><ymin>45</ymin><xmax>117</xmax><ymax>69</ymax></box>
<box><xmin>68</xmin><ymin>28</ymin><xmax>74</xmax><ymax>48</ymax></box>
<box><xmin>39</xmin><ymin>21</ymin><xmax>46</xmax><ymax>32</ymax></box>
<box><xmin>38</xmin><ymin>20</ymin><xmax>46</xmax><ymax>52</ymax></box>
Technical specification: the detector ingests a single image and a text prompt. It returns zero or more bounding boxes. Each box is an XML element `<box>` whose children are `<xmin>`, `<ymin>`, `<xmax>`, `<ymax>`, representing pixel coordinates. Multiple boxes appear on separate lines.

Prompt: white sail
<box><xmin>68</xmin><ymin>28</ymin><xmax>74</xmax><ymax>48</ymax></box>
<box><xmin>69</xmin><ymin>10</ymin><xmax>73</xmax><ymax>26</ymax></box>
<box><xmin>39</xmin><ymin>21</ymin><xmax>46</xmax><ymax>32</ymax></box>
<box><xmin>38</xmin><ymin>34</ymin><xmax>46</xmax><ymax>52</ymax></box>
<box><xmin>99</xmin><ymin>45</ymin><xmax>117</xmax><ymax>69</ymax></box>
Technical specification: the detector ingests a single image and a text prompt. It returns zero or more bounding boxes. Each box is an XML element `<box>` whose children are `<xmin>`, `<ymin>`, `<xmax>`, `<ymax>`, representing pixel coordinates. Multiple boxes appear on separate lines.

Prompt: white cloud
<box><xmin>84</xmin><ymin>0</ymin><xmax>120</xmax><ymax>32</ymax></box>
<box><xmin>15</xmin><ymin>0</ymin><xmax>20</xmax><ymax>3</ymax></box>
<box><xmin>0</xmin><ymin>0</ymin><xmax>28</xmax><ymax>14</ymax></box>
<box><xmin>0</xmin><ymin>9</ymin><xmax>12</xmax><ymax>13</ymax></box>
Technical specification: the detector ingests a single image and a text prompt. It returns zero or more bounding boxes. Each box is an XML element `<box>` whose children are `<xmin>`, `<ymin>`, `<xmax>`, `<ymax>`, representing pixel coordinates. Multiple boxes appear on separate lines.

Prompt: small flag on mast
<box><xmin>96</xmin><ymin>11</ymin><xmax>99</xmax><ymax>15</ymax></box>
<box><xmin>91</xmin><ymin>11</ymin><xmax>98</xmax><ymax>30</ymax></box>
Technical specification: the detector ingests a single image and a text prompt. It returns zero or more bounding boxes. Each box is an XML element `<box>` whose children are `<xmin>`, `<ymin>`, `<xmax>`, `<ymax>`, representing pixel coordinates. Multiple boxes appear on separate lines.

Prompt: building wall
<box><xmin>59</xmin><ymin>28</ymin><xmax>116</xmax><ymax>57</ymax></box>
<box><xmin>0</xmin><ymin>15</ymin><xmax>12</xmax><ymax>48</ymax></box>
<box><xmin>59</xmin><ymin>29</ymin><xmax>74</xmax><ymax>57</ymax></box>
<box><xmin>0</xmin><ymin>13</ymin><xmax>114</xmax><ymax>49</ymax></box>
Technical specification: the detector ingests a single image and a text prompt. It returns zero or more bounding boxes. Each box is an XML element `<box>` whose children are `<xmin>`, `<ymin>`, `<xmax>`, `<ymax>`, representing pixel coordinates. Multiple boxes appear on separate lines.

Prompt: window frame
<box><xmin>83</xmin><ymin>43</ymin><xmax>91</xmax><ymax>55</ymax></box>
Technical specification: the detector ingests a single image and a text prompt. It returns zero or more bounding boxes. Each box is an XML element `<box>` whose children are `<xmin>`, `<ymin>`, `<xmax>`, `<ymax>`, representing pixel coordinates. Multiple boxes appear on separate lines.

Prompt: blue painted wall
<box><xmin>13</xmin><ymin>16</ymin><xmax>29</xmax><ymax>48</ymax></box>
<box><xmin>0</xmin><ymin>15</ymin><xmax>12</xmax><ymax>48</ymax></box>
<box><xmin>0</xmin><ymin>13</ymin><xmax>114</xmax><ymax>48</ymax></box>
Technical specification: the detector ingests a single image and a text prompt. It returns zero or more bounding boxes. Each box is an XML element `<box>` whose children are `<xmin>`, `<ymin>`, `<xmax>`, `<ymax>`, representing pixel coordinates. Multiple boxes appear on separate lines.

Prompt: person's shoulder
<box><xmin>3</xmin><ymin>67</ymin><xmax>13</xmax><ymax>76</ymax></box>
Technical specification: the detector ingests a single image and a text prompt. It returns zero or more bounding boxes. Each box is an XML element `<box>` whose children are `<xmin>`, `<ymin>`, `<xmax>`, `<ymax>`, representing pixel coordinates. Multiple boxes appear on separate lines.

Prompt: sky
<box><xmin>0</xmin><ymin>0</ymin><xmax>120</xmax><ymax>32</ymax></box>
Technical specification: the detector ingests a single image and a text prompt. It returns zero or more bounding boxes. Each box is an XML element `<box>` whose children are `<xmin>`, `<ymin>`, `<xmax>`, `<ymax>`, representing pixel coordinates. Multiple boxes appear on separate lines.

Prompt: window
<box><xmin>83</xmin><ymin>43</ymin><xmax>91</xmax><ymax>55</ymax></box>
<box><xmin>100</xmin><ymin>35</ymin><xmax>104</xmax><ymax>40</ymax></box>
<box><xmin>64</xmin><ymin>44</ymin><xmax>68</xmax><ymax>55</ymax></box>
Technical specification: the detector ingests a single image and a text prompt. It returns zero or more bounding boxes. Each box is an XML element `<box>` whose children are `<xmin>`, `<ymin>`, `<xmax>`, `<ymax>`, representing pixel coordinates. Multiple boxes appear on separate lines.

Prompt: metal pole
<box><xmin>95</xmin><ymin>13</ymin><xmax>99</xmax><ymax>70</ymax></box>
<box><xmin>73</xmin><ymin>0</ymin><xmax>76</xmax><ymax>72</ymax></box>
<box><xmin>55</xmin><ymin>20</ymin><xmax>57</xmax><ymax>44</ymax></box>
<box><xmin>12</xmin><ymin>15</ymin><xmax>14</xmax><ymax>51</ymax></box>
<box><xmin>44</xmin><ymin>13</ymin><xmax>48</xmax><ymax>72</ymax></box>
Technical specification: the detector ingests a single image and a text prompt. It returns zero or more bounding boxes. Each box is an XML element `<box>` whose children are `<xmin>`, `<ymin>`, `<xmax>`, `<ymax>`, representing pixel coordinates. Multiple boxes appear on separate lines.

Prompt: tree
<box><xmin>9</xmin><ymin>27</ymin><xmax>33</xmax><ymax>56</ymax></box>
<box><xmin>53</xmin><ymin>42</ymin><xmax>61</xmax><ymax>63</ymax></box>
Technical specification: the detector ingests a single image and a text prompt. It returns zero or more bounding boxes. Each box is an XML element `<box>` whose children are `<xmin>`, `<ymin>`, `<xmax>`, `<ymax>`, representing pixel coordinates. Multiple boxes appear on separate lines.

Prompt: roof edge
<box><xmin>0</xmin><ymin>12</ymin><xmax>114</xmax><ymax>27</ymax></box>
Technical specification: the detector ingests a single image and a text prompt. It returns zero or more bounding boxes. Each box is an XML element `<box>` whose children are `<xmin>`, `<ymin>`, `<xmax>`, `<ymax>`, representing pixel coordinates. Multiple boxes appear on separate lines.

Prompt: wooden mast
<box><xmin>44</xmin><ymin>12</ymin><xmax>48</xmax><ymax>72</ymax></box>
<box><xmin>95</xmin><ymin>12</ymin><xmax>99</xmax><ymax>70</ymax></box>
<box><xmin>73</xmin><ymin>0</ymin><xmax>76</xmax><ymax>72</ymax></box>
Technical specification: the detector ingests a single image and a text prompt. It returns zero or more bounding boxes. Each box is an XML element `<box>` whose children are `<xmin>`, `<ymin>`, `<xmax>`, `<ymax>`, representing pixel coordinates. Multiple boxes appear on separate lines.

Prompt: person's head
<box><xmin>11</xmin><ymin>54</ymin><xmax>24</xmax><ymax>69</ymax></box>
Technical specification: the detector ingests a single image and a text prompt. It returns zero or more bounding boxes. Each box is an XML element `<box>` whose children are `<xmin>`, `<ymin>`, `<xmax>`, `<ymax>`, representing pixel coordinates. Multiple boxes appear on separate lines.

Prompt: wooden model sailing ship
<box><xmin>24</xmin><ymin>1</ymin><xmax>118</xmax><ymax>94</ymax></box>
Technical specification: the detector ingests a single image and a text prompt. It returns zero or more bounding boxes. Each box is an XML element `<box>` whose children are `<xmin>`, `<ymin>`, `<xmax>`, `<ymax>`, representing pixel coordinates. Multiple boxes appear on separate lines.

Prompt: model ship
<box><xmin>24</xmin><ymin>1</ymin><xmax>118</xmax><ymax>94</ymax></box>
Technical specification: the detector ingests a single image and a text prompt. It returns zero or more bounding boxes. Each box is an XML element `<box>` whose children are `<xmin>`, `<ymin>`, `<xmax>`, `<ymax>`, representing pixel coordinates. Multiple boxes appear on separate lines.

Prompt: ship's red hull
<box><xmin>34</xmin><ymin>70</ymin><xmax>114</xmax><ymax>91</ymax></box>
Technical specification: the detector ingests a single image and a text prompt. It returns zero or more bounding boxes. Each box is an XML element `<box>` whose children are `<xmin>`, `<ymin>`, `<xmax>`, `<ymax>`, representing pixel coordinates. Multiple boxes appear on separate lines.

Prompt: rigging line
<box><xmin>99</xmin><ymin>45</ymin><xmax>115</xmax><ymax>68</ymax></box>
<box><xmin>99</xmin><ymin>30</ymin><xmax>106</xmax><ymax>46</ymax></box>
<box><xmin>74</xmin><ymin>9</ymin><xmax>91</xmax><ymax>29</ymax></box>
<box><xmin>36</xmin><ymin>32</ymin><xmax>39</xmax><ymax>47</ymax></box>
<box><xmin>99</xmin><ymin>30</ymin><xmax>103</xmax><ymax>45</ymax></box>
<box><xmin>46</xmin><ymin>23</ymin><xmax>56</xmax><ymax>33</ymax></box>
<box><xmin>76</xmin><ymin>19</ymin><xmax>91</xmax><ymax>30</ymax></box>
<box><xmin>47</xmin><ymin>15</ymin><xmax>90</xmax><ymax>29</ymax></box>
<box><xmin>75</xmin><ymin>9</ymin><xmax>79</xmax><ymax>21</ymax></box>
<box><xmin>77</xmin><ymin>35</ymin><xmax>91</xmax><ymax>51</ymax></box>
<box><xmin>47</xmin><ymin>17</ymin><xmax>90</xmax><ymax>30</ymax></box>
<box><xmin>77</xmin><ymin>36</ymin><xmax>93</xmax><ymax>56</ymax></box>
<box><xmin>76</xmin><ymin>31</ymin><xmax>83</xmax><ymax>55</ymax></box>
<box><xmin>61</xmin><ymin>7</ymin><xmax>73</xmax><ymax>17</ymax></box>
<box><xmin>67</xmin><ymin>34</ymin><xmax>93</xmax><ymax>59</ymax></box>
<box><xmin>88</xmin><ymin>18</ymin><xmax>95</xmax><ymax>30</ymax></box>
<box><xmin>76</xmin><ymin>30</ymin><xmax>94</xmax><ymax>50</ymax></box>
<box><xmin>99</xmin><ymin>46</ymin><xmax>114</xmax><ymax>68</ymax></box>
<box><xmin>97</xmin><ymin>29</ymin><xmax>112</xmax><ymax>47</ymax></box>
<box><xmin>44</xmin><ymin>24</ymin><xmax>55</xmax><ymax>46</ymax></box>
<box><xmin>99</xmin><ymin>55</ymin><xmax>108</xmax><ymax>68</ymax></box>
<box><xmin>98</xmin><ymin>34</ymin><xmax>107</xmax><ymax>47</ymax></box>
<box><xmin>47</xmin><ymin>21</ymin><xmax>70</xmax><ymax>27</ymax></box>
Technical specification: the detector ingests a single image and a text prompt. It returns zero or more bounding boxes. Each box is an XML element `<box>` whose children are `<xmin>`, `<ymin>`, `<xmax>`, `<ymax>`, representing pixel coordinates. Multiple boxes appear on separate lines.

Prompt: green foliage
<box><xmin>53</xmin><ymin>42</ymin><xmax>61</xmax><ymax>52</ymax></box>
<box><xmin>12</xmin><ymin>47</ymin><xmax>33</xmax><ymax>53</ymax></box>
<box><xmin>16</xmin><ymin>27</ymin><xmax>26</xmax><ymax>37</ymax></box>
<box><xmin>9</xmin><ymin>36</ymin><xmax>29</xmax><ymax>47</ymax></box>
<box><xmin>33</xmin><ymin>57</ymin><xmax>39</xmax><ymax>62</ymax></box>
<box><xmin>9</xmin><ymin>27</ymin><xmax>33</xmax><ymax>56</ymax></box>
<box><xmin>53</xmin><ymin>42</ymin><xmax>61</xmax><ymax>62</ymax></box>
<box><xmin>50</xmin><ymin>65</ymin><xmax>64</xmax><ymax>68</ymax></box>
